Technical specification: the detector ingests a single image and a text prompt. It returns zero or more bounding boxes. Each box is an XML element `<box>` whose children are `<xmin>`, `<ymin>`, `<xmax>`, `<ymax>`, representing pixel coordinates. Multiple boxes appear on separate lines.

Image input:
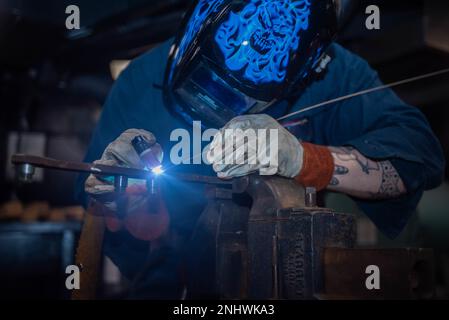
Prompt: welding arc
<box><xmin>277</xmin><ymin>67</ymin><xmax>449</xmax><ymax>123</ymax></box>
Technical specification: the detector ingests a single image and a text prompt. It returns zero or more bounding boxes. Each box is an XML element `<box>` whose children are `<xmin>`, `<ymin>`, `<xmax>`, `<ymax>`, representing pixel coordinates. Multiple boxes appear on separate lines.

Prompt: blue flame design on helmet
<box><xmin>170</xmin><ymin>0</ymin><xmax>224</xmax><ymax>80</ymax></box>
<box><xmin>215</xmin><ymin>0</ymin><xmax>311</xmax><ymax>84</ymax></box>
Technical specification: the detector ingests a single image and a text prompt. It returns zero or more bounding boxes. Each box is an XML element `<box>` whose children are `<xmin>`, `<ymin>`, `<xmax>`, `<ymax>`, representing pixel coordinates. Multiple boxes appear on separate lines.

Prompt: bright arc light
<box><xmin>151</xmin><ymin>165</ymin><xmax>165</xmax><ymax>175</ymax></box>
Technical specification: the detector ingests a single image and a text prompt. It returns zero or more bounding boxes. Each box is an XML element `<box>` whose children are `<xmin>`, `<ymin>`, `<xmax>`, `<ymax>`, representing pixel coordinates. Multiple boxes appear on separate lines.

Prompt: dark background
<box><xmin>0</xmin><ymin>0</ymin><xmax>448</xmax><ymax>299</ymax></box>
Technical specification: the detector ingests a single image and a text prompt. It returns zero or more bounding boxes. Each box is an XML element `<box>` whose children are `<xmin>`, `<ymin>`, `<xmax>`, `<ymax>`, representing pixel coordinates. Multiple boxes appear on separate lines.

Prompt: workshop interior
<box><xmin>0</xmin><ymin>0</ymin><xmax>449</xmax><ymax>301</ymax></box>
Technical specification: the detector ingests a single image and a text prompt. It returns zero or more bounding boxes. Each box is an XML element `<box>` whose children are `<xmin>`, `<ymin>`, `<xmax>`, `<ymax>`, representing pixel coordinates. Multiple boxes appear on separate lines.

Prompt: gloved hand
<box><xmin>85</xmin><ymin>129</ymin><xmax>169</xmax><ymax>241</ymax></box>
<box><xmin>85</xmin><ymin>129</ymin><xmax>158</xmax><ymax>210</ymax></box>
<box><xmin>205</xmin><ymin>114</ymin><xmax>304</xmax><ymax>179</ymax></box>
<box><xmin>206</xmin><ymin>114</ymin><xmax>335</xmax><ymax>191</ymax></box>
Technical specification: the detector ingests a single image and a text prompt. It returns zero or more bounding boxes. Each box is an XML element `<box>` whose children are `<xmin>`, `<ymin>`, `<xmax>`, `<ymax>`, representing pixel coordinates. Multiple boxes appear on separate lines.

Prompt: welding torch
<box><xmin>130</xmin><ymin>135</ymin><xmax>164</xmax><ymax>214</ymax></box>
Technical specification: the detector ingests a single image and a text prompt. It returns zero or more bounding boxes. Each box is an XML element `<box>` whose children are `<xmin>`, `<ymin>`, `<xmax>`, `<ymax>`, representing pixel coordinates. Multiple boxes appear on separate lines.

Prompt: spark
<box><xmin>152</xmin><ymin>165</ymin><xmax>165</xmax><ymax>175</ymax></box>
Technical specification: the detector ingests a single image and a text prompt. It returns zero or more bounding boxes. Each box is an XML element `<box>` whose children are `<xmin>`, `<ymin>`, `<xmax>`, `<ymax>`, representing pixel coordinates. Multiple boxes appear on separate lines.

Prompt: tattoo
<box><xmin>328</xmin><ymin>165</ymin><xmax>348</xmax><ymax>187</ymax></box>
<box><xmin>375</xmin><ymin>161</ymin><xmax>402</xmax><ymax>198</ymax></box>
<box><xmin>334</xmin><ymin>147</ymin><xmax>380</xmax><ymax>174</ymax></box>
<box><xmin>330</xmin><ymin>177</ymin><xmax>340</xmax><ymax>186</ymax></box>
<box><xmin>328</xmin><ymin>146</ymin><xmax>405</xmax><ymax>199</ymax></box>
<box><xmin>334</xmin><ymin>165</ymin><xmax>349</xmax><ymax>175</ymax></box>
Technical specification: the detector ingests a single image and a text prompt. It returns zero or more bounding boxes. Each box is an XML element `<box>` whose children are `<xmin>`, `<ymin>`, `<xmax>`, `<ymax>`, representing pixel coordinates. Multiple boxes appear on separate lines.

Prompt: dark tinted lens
<box><xmin>190</xmin><ymin>65</ymin><xmax>257</xmax><ymax>114</ymax></box>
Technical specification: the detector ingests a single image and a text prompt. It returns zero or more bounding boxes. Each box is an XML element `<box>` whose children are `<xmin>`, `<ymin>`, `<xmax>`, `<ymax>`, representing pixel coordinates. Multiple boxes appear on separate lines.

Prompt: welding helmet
<box><xmin>163</xmin><ymin>0</ymin><xmax>338</xmax><ymax>128</ymax></box>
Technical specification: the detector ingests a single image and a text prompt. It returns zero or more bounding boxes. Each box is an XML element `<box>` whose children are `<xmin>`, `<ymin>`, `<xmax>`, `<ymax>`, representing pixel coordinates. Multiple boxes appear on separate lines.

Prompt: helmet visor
<box><xmin>173</xmin><ymin>60</ymin><xmax>271</xmax><ymax>127</ymax></box>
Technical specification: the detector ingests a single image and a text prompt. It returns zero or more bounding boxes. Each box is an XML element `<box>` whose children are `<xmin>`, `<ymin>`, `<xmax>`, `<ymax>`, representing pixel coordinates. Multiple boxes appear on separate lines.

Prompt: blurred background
<box><xmin>0</xmin><ymin>0</ymin><xmax>448</xmax><ymax>299</ymax></box>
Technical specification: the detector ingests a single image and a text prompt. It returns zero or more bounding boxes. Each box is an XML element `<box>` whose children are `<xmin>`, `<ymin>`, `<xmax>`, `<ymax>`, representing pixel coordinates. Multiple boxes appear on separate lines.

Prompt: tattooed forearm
<box><xmin>333</xmin><ymin>147</ymin><xmax>380</xmax><ymax>174</ymax></box>
<box><xmin>327</xmin><ymin>147</ymin><xmax>407</xmax><ymax>200</ymax></box>
<box><xmin>374</xmin><ymin>161</ymin><xmax>403</xmax><ymax>199</ymax></box>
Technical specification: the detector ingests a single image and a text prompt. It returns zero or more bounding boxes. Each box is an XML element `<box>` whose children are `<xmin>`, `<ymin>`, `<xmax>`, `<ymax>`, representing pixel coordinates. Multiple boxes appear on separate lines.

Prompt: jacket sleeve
<box><xmin>324</xmin><ymin>44</ymin><xmax>445</xmax><ymax>238</ymax></box>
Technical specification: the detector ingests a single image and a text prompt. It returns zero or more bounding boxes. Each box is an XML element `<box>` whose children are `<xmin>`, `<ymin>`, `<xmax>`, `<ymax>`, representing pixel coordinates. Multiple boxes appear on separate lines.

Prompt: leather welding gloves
<box><xmin>85</xmin><ymin>129</ymin><xmax>169</xmax><ymax>241</ymax></box>
<box><xmin>206</xmin><ymin>114</ymin><xmax>304</xmax><ymax>178</ymax></box>
<box><xmin>206</xmin><ymin>114</ymin><xmax>335</xmax><ymax>191</ymax></box>
<box><xmin>85</xmin><ymin>128</ymin><xmax>157</xmax><ymax>211</ymax></box>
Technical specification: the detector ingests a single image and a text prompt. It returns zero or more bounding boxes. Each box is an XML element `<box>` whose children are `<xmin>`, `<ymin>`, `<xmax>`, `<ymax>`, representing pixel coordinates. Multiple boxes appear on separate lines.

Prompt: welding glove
<box><xmin>206</xmin><ymin>114</ymin><xmax>304</xmax><ymax>178</ymax></box>
<box><xmin>85</xmin><ymin>128</ymin><xmax>157</xmax><ymax>202</ymax></box>
<box><xmin>206</xmin><ymin>115</ymin><xmax>335</xmax><ymax>191</ymax></box>
<box><xmin>85</xmin><ymin>129</ymin><xmax>169</xmax><ymax>241</ymax></box>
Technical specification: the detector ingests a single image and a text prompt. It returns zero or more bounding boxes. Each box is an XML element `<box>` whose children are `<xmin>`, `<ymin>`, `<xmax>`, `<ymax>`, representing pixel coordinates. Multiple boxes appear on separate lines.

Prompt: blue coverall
<box><xmin>76</xmin><ymin>40</ymin><xmax>445</xmax><ymax>298</ymax></box>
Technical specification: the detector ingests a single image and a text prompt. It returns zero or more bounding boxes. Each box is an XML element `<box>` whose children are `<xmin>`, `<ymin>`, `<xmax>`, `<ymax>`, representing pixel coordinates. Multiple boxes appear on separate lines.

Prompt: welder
<box><xmin>76</xmin><ymin>0</ymin><xmax>445</xmax><ymax>299</ymax></box>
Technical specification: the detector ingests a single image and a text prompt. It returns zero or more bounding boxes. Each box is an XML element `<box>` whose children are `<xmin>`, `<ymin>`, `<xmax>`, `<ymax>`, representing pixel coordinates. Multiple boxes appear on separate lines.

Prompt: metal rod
<box><xmin>277</xmin><ymin>67</ymin><xmax>449</xmax><ymax>123</ymax></box>
<box><xmin>11</xmin><ymin>154</ymin><xmax>232</xmax><ymax>186</ymax></box>
<box><xmin>305</xmin><ymin>187</ymin><xmax>317</xmax><ymax>207</ymax></box>
<box><xmin>114</xmin><ymin>176</ymin><xmax>129</xmax><ymax>218</ymax></box>
<box><xmin>272</xmin><ymin>234</ymin><xmax>279</xmax><ymax>299</ymax></box>
<box><xmin>114</xmin><ymin>176</ymin><xmax>128</xmax><ymax>193</ymax></box>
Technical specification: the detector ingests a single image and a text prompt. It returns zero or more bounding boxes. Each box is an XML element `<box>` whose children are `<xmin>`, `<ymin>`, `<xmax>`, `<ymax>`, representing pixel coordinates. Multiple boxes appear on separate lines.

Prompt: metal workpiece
<box><xmin>11</xmin><ymin>154</ymin><xmax>154</xmax><ymax>180</ymax></box>
<box><xmin>114</xmin><ymin>175</ymin><xmax>129</xmax><ymax>193</ymax></box>
<box><xmin>11</xmin><ymin>154</ymin><xmax>232</xmax><ymax>186</ymax></box>
<box><xmin>146</xmin><ymin>177</ymin><xmax>162</xmax><ymax>214</ymax></box>
<box><xmin>146</xmin><ymin>177</ymin><xmax>156</xmax><ymax>195</ymax></box>
<box><xmin>114</xmin><ymin>175</ymin><xmax>129</xmax><ymax>218</ymax></box>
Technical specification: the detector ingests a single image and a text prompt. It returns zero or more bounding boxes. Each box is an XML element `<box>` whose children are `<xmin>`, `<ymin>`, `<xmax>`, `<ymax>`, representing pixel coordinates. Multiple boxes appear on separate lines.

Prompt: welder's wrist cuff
<box><xmin>295</xmin><ymin>142</ymin><xmax>334</xmax><ymax>191</ymax></box>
